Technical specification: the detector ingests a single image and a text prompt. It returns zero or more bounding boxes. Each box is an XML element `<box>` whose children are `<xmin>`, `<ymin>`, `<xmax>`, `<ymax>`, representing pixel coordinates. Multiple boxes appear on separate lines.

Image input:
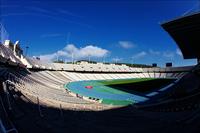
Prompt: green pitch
<box><xmin>66</xmin><ymin>78</ymin><xmax>175</xmax><ymax>106</ymax></box>
<box><xmin>99</xmin><ymin>78</ymin><xmax>155</xmax><ymax>85</ymax></box>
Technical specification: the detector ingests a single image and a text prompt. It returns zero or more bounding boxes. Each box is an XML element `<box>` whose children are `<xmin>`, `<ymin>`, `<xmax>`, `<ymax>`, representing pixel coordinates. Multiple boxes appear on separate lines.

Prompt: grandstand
<box><xmin>0</xmin><ymin>9</ymin><xmax>200</xmax><ymax>133</ymax></box>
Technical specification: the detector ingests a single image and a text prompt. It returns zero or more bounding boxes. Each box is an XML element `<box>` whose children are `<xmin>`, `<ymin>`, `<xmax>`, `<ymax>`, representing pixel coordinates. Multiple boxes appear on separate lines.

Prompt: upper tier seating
<box><xmin>0</xmin><ymin>45</ymin><xmax>23</xmax><ymax>65</ymax></box>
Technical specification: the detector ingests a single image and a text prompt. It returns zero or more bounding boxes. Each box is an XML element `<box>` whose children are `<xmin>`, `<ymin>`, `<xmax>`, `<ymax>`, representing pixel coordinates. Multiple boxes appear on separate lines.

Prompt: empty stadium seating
<box><xmin>137</xmin><ymin>64</ymin><xmax>200</xmax><ymax>113</ymax></box>
<box><xmin>0</xmin><ymin>39</ymin><xmax>199</xmax><ymax>133</ymax></box>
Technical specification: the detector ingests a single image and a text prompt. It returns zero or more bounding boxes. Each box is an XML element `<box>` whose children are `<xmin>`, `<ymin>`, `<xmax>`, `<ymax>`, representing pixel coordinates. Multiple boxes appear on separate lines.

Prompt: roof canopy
<box><xmin>162</xmin><ymin>12</ymin><xmax>200</xmax><ymax>59</ymax></box>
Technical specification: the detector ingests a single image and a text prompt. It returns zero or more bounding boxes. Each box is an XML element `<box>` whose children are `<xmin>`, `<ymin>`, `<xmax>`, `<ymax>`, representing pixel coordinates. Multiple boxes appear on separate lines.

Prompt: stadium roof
<box><xmin>161</xmin><ymin>12</ymin><xmax>200</xmax><ymax>59</ymax></box>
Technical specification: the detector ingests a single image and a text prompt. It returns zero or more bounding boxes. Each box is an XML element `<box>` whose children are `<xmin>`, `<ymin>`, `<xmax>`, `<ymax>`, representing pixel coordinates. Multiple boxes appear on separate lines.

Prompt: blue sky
<box><xmin>0</xmin><ymin>0</ymin><xmax>199</xmax><ymax>66</ymax></box>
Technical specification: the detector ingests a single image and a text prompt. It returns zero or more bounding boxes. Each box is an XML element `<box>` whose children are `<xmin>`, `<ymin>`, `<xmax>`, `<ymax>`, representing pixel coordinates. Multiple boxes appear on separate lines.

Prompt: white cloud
<box><xmin>26</xmin><ymin>6</ymin><xmax>55</xmax><ymax>14</ymax></box>
<box><xmin>163</xmin><ymin>51</ymin><xmax>175</xmax><ymax>58</ymax></box>
<box><xmin>40</xmin><ymin>33</ymin><xmax>63</xmax><ymax>38</ymax></box>
<box><xmin>149</xmin><ymin>49</ymin><xmax>160</xmax><ymax>55</ymax></box>
<box><xmin>118</xmin><ymin>41</ymin><xmax>135</xmax><ymax>49</ymax></box>
<box><xmin>148</xmin><ymin>49</ymin><xmax>181</xmax><ymax>58</ymax></box>
<box><xmin>132</xmin><ymin>51</ymin><xmax>147</xmax><ymax>59</ymax></box>
<box><xmin>39</xmin><ymin>53</ymin><xmax>57</xmax><ymax>61</ymax></box>
<box><xmin>58</xmin><ymin>9</ymin><xmax>83</xmax><ymax>18</ymax></box>
<box><xmin>176</xmin><ymin>48</ymin><xmax>183</xmax><ymax>57</ymax></box>
<box><xmin>38</xmin><ymin>44</ymin><xmax>109</xmax><ymax>62</ymax></box>
<box><xmin>112</xmin><ymin>57</ymin><xmax>123</xmax><ymax>62</ymax></box>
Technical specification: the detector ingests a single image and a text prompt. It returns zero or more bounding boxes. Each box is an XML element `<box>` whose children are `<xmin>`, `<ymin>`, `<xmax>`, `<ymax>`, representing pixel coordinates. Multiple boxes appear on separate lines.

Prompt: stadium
<box><xmin>1</xmin><ymin>1</ymin><xmax>200</xmax><ymax>133</ymax></box>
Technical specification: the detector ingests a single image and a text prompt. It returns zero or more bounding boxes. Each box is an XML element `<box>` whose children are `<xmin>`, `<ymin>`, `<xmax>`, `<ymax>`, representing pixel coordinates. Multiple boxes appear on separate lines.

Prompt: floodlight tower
<box><xmin>71</xmin><ymin>52</ymin><xmax>74</xmax><ymax>64</ymax></box>
<box><xmin>88</xmin><ymin>54</ymin><xmax>91</xmax><ymax>63</ymax></box>
<box><xmin>56</xmin><ymin>53</ymin><xmax>59</xmax><ymax>62</ymax></box>
<box><xmin>25</xmin><ymin>46</ymin><xmax>29</xmax><ymax>57</ymax></box>
<box><xmin>131</xmin><ymin>57</ymin><xmax>134</xmax><ymax>65</ymax></box>
<box><xmin>0</xmin><ymin>23</ymin><xmax>9</xmax><ymax>43</ymax></box>
<box><xmin>66</xmin><ymin>32</ymin><xmax>71</xmax><ymax>44</ymax></box>
<box><xmin>102</xmin><ymin>55</ymin><xmax>106</xmax><ymax>64</ymax></box>
<box><xmin>0</xmin><ymin>23</ymin><xmax>2</xmax><ymax>43</ymax></box>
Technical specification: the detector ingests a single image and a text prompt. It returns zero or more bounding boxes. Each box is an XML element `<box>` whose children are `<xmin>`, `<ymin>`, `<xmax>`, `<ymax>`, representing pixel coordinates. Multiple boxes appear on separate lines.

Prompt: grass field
<box><xmin>66</xmin><ymin>78</ymin><xmax>176</xmax><ymax>106</ymax></box>
<box><xmin>99</xmin><ymin>78</ymin><xmax>156</xmax><ymax>85</ymax></box>
<box><xmin>104</xmin><ymin>78</ymin><xmax>175</xmax><ymax>93</ymax></box>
